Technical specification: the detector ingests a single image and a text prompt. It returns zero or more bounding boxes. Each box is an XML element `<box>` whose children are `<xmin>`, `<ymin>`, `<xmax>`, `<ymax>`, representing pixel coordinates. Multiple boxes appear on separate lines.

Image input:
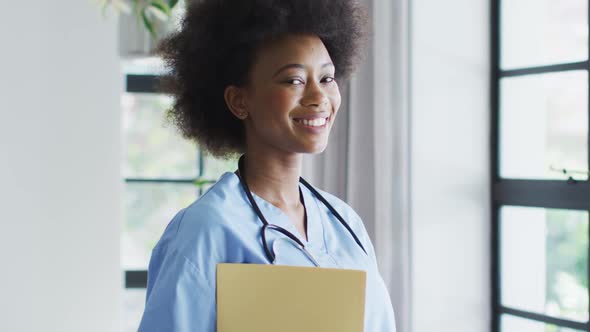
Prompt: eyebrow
<box><xmin>272</xmin><ymin>62</ymin><xmax>334</xmax><ymax>78</ymax></box>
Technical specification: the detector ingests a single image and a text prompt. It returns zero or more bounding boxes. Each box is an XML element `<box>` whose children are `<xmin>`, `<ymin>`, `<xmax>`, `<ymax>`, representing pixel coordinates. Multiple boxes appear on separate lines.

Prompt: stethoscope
<box><xmin>235</xmin><ymin>155</ymin><xmax>367</xmax><ymax>266</ymax></box>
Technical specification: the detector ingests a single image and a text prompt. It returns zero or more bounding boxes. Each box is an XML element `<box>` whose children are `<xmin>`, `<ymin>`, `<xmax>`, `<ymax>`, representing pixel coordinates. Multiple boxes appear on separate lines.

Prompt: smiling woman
<box><xmin>224</xmin><ymin>34</ymin><xmax>341</xmax><ymax>156</ymax></box>
<box><xmin>156</xmin><ymin>0</ymin><xmax>367</xmax><ymax>158</ymax></box>
<box><xmin>138</xmin><ymin>0</ymin><xmax>397</xmax><ymax>331</ymax></box>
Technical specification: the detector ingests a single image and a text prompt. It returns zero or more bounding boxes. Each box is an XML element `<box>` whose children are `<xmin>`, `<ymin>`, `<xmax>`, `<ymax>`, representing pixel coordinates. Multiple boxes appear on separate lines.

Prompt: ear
<box><xmin>224</xmin><ymin>85</ymin><xmax>249</xmax><ymax>120</ymax></box>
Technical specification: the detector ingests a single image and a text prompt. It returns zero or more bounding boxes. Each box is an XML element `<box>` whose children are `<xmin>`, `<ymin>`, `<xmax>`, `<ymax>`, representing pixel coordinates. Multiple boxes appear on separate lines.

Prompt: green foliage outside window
<box><xmin>96</xmin><ymin>0</ymin><xmax>184</xmax><ymax>39</ymax></box>
<box><xmin>545</xmin><ymin>209</ymin><xmax>589</xmax><ymax>327</ymax></box>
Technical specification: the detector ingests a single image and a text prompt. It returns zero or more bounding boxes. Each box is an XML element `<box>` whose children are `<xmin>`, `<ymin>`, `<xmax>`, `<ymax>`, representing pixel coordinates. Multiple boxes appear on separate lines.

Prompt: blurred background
<box><xmin>0</xmin><ymin>0</ymin><xmax>588</xmax><ymax>331</ymax></box>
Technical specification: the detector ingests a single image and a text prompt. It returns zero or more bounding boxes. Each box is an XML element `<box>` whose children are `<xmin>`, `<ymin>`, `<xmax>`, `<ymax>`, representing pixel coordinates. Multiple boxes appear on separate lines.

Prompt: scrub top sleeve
<box><xmin>138</xmin><ymin>245</ymin><xmax>216</xmax><ymax>332</ymax></box>
<box><xmin>349</xmin><ymin>208</ymin><xmax>379</xmax><ymax>267</ymax></box>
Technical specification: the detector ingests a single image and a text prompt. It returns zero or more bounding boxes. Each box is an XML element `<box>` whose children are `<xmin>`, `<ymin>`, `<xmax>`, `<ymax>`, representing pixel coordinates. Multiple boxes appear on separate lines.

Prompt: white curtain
<box><xmin>303</xmin><ymin>0</ymin><xmax>412</xmax><ymax>331</ymax></box>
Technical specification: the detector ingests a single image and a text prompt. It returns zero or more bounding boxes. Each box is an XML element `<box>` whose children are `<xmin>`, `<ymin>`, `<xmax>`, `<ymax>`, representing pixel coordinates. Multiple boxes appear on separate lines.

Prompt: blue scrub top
<box><xmin>138</xmin><ymin>172</ymin><xmax>396</xmax><ymax>331</ymax></box>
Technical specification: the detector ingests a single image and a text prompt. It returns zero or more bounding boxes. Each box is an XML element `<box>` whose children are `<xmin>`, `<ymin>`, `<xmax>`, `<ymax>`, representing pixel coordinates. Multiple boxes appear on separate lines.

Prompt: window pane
<box><xmin>501</xmin><ymin>0</ymin><xmax>588</xmax><ymax>69</ymax></box>
<box><xmin>500</xmin><ymin>71</ymin><xmax>588</xmax><ymax>180</ymax></box>
<box><xmin>202</xmin><ymin>155</ymin><xmax>238</xmax><ymax>181</ymax></box>
<box><xmin>123</xmin><ymin>288</ymin><xmax>146</xmax><ymax>332</ymax></box>
<box><xmin>122</xmin><ymin>57</ymin><xmax>166</xmax><ymax>76</ymax></box>
<box><xmin>122</xmin><ymin>93</ymin><xmax>198</xmax><ymax>179</ymax></box>
<box><xmin>200</xmin><ymin>155</ymin><xmax>238</xmax><ymax>193</ymax></box>
<box><xmin>501</xmin><ymin>206</ymin><xmax>589</xmax><ymax>322</ymax></box>
<box><xmin>122</xmin><ymin>182</ymin><xmax>197</xmax><ymax>270</ymax></box>
<box><xmin>501</xmin><ymin>314</ymin><xmax>584</xmax><ymax>332</ymax></box>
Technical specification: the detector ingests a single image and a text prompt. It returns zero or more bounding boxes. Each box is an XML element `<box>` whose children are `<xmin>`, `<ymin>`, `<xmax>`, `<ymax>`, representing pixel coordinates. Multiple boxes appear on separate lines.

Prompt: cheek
<box><xmin>262</xmin><ymin>88</ymin><xmax>297</xmax><ymax>113</ymax></box>
<box><xmin>329</xmin><ymin>85</ymin><xmax>342</xmax><ymax>113</ymax></box>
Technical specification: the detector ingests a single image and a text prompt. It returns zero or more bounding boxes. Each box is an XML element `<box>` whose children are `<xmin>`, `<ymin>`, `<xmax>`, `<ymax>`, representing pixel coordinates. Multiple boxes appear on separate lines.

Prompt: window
<box><xmin>120</xmin><ymin>58</ymin><xmax>236</xmax><ymax>331</ymax></box>
<box><xmin>492</xmin><ymin>1</ymin><xmax>590</xmax><ymax>331</ymax></box>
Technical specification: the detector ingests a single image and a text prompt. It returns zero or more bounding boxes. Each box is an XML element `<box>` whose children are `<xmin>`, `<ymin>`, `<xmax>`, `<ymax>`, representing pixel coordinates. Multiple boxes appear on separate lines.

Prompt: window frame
<box><xmin>123</xmin><ymin>74</ymin><xmax>204</xmax><ymax>289</ymax></box>
<box><xmin>491</xmin><ymin>0</ymin><xmax>590</xmax><ymax>331</ymax></box>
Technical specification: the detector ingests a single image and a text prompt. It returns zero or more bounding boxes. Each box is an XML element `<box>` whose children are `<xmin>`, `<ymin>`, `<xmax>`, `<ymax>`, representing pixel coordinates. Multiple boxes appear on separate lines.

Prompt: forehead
<box><xmin>251</xmin><ymin>34</ymin><xmax>333</xmax><ymax>74</ymax></box>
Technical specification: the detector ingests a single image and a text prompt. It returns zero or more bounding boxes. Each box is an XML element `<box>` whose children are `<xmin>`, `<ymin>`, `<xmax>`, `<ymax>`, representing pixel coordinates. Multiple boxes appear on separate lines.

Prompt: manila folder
<box><xmin>216</xmin><ymin>263</ymin><xmax>366</xmax><ymax>332</ymax></box>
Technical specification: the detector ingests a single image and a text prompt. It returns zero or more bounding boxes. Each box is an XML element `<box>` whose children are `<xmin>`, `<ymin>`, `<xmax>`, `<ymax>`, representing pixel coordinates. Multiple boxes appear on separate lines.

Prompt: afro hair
<box><xmin>156</xmin><ymin>0</ymin><xmax>369</xmax><ymax>158</ymax></box>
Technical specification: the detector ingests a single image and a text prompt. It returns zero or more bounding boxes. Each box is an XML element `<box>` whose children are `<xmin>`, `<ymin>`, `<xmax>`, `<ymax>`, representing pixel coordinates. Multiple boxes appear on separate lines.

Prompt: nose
<box><xmin>301</xmin><ymin>80</ymin><xmax>329</xmax><ymax>108</ymax></box>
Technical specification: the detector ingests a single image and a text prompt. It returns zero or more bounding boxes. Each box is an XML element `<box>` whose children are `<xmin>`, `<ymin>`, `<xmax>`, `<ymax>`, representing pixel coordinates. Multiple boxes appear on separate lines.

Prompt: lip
<box><xmin>292</xmin><ymin>115</ymin><xmax>331</xmax><ymax>133</ymax></box>
<box><xmin>292</xmin><ymin>112</ymin><xmax>331</xmax><ymax>120</ymax></box>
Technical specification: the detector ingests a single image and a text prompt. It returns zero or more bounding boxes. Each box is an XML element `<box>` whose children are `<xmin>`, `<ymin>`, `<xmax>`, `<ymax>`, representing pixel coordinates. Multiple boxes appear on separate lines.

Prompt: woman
<box><xmin>138</xmin><ymin>0</ymin><xmax>396</xmax><ymax>331</ymax></box>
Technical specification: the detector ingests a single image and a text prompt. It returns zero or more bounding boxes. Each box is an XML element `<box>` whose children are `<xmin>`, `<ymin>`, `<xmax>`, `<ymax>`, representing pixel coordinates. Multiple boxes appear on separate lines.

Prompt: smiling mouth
<box><xmin>293</xmin><ymin>116</ymin><xmax>330</xmax><ymax>128</ymax></box>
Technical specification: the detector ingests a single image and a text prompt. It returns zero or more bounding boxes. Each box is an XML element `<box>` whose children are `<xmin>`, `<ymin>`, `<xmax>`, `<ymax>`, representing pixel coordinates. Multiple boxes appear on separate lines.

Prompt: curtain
<box><xmin>303</xmin><ymin>0</ymin><xmax>412</xmax><ymax>331</ymax></box>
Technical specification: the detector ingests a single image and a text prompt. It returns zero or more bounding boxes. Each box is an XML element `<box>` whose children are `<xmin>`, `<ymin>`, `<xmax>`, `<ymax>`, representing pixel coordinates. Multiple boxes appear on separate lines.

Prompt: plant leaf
<box><xmin>112</xmin><ymin>0</ymin><xmax>132</xmax><ymax>14</ymax></box>
<box><xmin>141</xmin><ymin>8</ymin><xmax>157</xmax><ymax>39</ymax></box>
<box><xmin>132</xmin><ymin>0</ymin><xmax>141</xmax><ymax>16</ymax></box>
<box><xmin>168</xmin><ymin>0</ymin><xmax>179</xmax><ymax>9</ymax></box>
<box><xmin>147</xmin><ymin>5</ymin><xmax>170</xmax><ymax>22</ymax></box>
<box><xmin>151</xmin><ymin>0</ymin><xmax>171</xmax><ymax>15</ymax></box>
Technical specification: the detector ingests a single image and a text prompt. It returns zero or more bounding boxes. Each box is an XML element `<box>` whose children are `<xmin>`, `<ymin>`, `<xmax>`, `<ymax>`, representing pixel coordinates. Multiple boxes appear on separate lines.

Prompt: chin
<box><xmin>287</xmin><ymin>136</ymin><xmax>330</xmax><ymax>154</ymax></box>
<box><xmin>302</xmin><ymin>142</ymin><xmax>329</xmax><ymax>154</ymax></box>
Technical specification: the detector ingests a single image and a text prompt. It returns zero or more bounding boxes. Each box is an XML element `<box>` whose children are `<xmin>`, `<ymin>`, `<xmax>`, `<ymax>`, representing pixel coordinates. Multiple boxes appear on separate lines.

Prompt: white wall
<box><xmin>410</xmin><ymin>0</ymin><xmax>490</xmax><ymax>331</ymax></box>
<box><xmin>0</xmin><ymin>2</ymin><xmax>122</xmax><ymax>332</ymax></box>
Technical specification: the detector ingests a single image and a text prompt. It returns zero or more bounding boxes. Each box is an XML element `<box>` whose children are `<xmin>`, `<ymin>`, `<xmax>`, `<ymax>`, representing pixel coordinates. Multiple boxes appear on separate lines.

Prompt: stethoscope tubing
<box><xmin>235</xmin><ymin>155</ymin><xmax>367</xmax><ymax>264</ymax></box>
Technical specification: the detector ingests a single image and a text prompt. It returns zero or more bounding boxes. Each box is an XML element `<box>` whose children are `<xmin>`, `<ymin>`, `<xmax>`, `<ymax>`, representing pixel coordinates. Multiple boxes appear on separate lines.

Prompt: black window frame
<box><xmin>491</xmin><ymin>1</ymin><xmax>590</xmax><ymax>331</ymax></box>
<box><xmin>123</xmin><ymin>74</ymin><xmax>205</xmax><ymax>289</ymax></box>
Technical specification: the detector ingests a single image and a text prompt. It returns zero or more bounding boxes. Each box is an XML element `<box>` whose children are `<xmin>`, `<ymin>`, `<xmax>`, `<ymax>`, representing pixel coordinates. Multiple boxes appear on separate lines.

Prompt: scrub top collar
<box><xmin>224</xmin><ymin>171</ymin><xmax>327</xmax><ymax>252</ymax></box>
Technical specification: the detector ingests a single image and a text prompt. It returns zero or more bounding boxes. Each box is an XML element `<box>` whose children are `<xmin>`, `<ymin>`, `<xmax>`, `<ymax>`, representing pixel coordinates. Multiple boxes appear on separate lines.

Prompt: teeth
<box><xmin>298</xmin><ymin>117</ymin><xmax>328</xmax><ymax>127</ymax></box>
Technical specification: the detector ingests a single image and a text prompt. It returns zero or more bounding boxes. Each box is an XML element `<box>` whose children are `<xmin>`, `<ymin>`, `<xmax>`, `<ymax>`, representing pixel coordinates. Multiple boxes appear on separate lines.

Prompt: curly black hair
<box><xmin>156</xmin><ymin>0</ymin><xmax>369</xmax><ymax>158</ymax></box>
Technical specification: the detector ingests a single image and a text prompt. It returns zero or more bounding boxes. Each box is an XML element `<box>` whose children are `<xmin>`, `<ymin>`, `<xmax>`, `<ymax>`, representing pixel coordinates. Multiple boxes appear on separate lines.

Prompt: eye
<box><xmin>285</xmin><ymin>78</ymin><xmax>305</xmax><ymax>85</ymax></box>
<box><xmin>322</xmin><ymin>76</ymin><xmax>335</xmax><ymax>84</ymax></box>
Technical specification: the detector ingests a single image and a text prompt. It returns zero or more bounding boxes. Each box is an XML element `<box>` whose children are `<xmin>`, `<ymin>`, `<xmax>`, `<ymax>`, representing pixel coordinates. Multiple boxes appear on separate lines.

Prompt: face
<box><xmin>233</xmin><ymin>34</ymin><xmax>341</xmax><ymax>155</ymax></box>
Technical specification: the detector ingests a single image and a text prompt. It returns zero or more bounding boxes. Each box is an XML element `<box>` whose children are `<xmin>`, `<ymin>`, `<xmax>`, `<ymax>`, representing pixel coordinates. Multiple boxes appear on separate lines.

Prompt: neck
<box><xmin>241</xmin><ymin>148</ymin><xmax>303</xmax><ymax>210</ymax></box>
